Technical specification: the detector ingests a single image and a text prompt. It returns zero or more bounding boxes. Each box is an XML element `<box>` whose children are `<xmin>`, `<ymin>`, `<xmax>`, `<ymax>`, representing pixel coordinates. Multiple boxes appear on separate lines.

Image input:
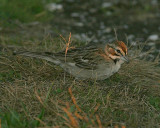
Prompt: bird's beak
<box><xmin>122</xmin><ymin>56</ymin><xmax>129</xmax><ymax>63</ymax></box>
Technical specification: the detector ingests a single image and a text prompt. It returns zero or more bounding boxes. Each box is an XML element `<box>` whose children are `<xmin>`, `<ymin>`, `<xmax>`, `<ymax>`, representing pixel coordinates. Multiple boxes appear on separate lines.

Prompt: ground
<box><xmin>0</xmin><ymin>0</ymin><xmax>160</xmax><ymax>128</ymax></box>
<box><xmin>0</xmin><ymin>37</ymin><xmax>160</xmax><ymax>127</ymax></box>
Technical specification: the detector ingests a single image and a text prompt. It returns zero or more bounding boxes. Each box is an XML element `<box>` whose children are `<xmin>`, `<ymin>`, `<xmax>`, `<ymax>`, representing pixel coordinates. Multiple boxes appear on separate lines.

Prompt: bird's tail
<box><xmin>13</xmin><ymin>51</ymin><xmax>61</xmax><ymax>65</ymax></box>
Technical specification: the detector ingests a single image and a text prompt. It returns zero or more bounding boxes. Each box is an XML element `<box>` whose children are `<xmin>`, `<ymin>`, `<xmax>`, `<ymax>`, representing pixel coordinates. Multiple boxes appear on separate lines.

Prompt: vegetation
<box><xmin>0</xmin><ymin>0</ymin><xmax>160</xmax><ymax>127</ymax></box>
<box><xmin>0</xmin><ymin>0</ymin><xmax>56</xmax><ymax>27</ymax></box>
<box><xmin>0</xmin><ymin>36</ymin><xmax>160</xmax><ymax>127</ymax></box>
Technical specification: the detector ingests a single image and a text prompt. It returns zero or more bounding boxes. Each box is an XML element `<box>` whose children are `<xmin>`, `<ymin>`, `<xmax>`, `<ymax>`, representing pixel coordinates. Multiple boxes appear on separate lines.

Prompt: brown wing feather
<box><xmin>54</xmin><ymin>45</ymin><xmax>109</xmax><ymax>70</ymax></box>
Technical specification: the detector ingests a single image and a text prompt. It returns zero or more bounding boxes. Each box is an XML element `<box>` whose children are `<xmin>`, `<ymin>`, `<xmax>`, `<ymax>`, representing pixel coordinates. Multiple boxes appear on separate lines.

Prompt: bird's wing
<box><xmin>14</xmin><ymin>44</ymin><xmax>110</xmax><ymax>70</ymax></box>
<box><xmin>54</xmin><ymin>45</ymin><xmax>109</xmax><ymax>70</ymax></box>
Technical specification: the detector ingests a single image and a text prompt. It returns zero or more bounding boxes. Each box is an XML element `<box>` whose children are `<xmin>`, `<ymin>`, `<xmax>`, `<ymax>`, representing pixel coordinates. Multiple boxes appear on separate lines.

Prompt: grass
<box><xmin>0</xmin><ymin>0</ymin><xmax>56</xmax><ymax>28</ymax></box>
<box><xmin>0</xmin><ymin>36</ymin><xmax>160</xmax><ymax>127</ymax></box>
<box><xmin>0</xmin><ymin>0</ymin><xmax>160</xmax><ymax>127</ymax></box>
<box><xmin>0</xmin><ymin>0</ymin><xmax>62</xmax><ymax>45</ymax></box>
<box><xmin>0</xmin><ymin>110</ymin><xmax>39</xmax><ymax>128</ymax></box>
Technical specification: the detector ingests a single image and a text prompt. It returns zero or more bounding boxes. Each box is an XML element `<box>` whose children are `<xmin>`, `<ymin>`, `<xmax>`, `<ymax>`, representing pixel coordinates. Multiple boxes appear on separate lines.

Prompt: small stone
<box><xmin>104</xmin><ymin>27</ymin><xmax>111</xmax><ymax>33</ymax></box>
<box><xmin>148</xmin><ymin>42</ymin><xmax>155</xmax><ymax>46</ymax></box>
<box><xmin>127</xmin><ymin>35</ymin><xmax>134</xmax><ymax>40</ymax></box>
<box><xmin>46</xmin><ymin>3</ymin><xmax>63</xmax><ymax>12</ymax></box>
<box><xmin>102</xmin><ymin>2</ymin><xmax>112</xmax><ymax>8</ymax></box>
<box><xmin>74</xmin><ymin>22</ymin><xmax>84</xmax><ymax>27</ymax></box>
<box><xmin>131</xmin><ymin>41</ymin><xmax>137</xmax><ymax>46</ymax></box>
<box><xmin>148</xmin><ymin>35</ymin><xmax>159</xmax><ymax>41</ymax></box>
<box><xmin>71</xmin><ymin>13</ymin><xmax>79</xmax><ymax>17</ymax></box>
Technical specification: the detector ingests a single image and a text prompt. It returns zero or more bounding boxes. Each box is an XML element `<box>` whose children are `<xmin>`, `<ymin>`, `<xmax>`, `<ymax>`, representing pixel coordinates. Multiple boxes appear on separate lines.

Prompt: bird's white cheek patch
<box><xmin>109</xmin><ymin>54</ymin><xmax>120</xmax><ymax>60</ymax></box>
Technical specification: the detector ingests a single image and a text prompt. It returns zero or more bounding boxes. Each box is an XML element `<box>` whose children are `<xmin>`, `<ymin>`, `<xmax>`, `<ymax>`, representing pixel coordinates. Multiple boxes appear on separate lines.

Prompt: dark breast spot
<box><xmin>113</xmin><ymin>59</ymin><xmax>119</xmax><ymax>64</ymax></box>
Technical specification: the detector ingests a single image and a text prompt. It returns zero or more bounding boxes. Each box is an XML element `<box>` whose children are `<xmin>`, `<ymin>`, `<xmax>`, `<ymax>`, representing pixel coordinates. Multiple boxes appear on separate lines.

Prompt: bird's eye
<box><xmin>116</xmin><ymin>49</ymin><xmax>121</xmax><ymax>53</ymax></box>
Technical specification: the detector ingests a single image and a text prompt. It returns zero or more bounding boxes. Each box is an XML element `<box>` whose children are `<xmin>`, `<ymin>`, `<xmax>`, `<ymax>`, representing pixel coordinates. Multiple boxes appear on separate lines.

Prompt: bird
<box><xmin>14</xmin><ymin>41</ymin><xmax>129</xmax><ymax>80</ymax></box>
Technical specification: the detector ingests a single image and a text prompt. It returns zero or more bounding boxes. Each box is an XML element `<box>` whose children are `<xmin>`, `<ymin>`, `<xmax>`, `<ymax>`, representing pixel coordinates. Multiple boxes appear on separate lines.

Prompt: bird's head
<box><xmin>105</xmin><ymin>41</ymin><xmax>129</xmax><ymax>63</ymax></box>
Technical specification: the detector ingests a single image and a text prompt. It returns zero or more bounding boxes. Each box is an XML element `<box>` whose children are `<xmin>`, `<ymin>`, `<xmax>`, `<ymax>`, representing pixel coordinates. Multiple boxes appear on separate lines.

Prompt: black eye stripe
<box><xmin>115</xmin><ymin>54</ymin><xmax>120</xmax><ymax>56</ymax></box>
<box><xmin>116</xmin><ymin>49</ymin><xmax>121</xmax><ymax>53</ymax></box>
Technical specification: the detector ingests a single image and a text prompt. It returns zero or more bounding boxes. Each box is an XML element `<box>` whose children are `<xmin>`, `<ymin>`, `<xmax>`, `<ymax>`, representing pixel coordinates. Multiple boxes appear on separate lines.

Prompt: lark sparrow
<box><xmin>14</xmin><ymin>41</ymin><xmax>129</xmax><ymax>80</ymax></box>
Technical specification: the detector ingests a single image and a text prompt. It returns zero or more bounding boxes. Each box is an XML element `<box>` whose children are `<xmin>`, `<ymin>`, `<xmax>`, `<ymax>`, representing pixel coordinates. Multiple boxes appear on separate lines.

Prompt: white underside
<box><xmin>59</xmin><ymin>60</ymin><xmax>124</xmax><ymax>80</ymax></box>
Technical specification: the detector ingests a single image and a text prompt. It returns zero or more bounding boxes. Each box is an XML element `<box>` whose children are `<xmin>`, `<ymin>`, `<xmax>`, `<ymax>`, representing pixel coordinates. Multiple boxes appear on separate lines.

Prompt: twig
<box><xmin>62</xmin><ymin>107</ymin><xmax>79</xmax><ymax>128</ymax></box>
<box><xmin>96</xmin><ymin>114</ymin><xmax>102</xmax><ymax>128</ymax></box>
<box><xmin>68</xmin><ymin>87</ymin><xmax>82</xmax><ymax>112</ymax></box>
<box><xmin>59</xmin><ymin>32</ymin><xmax>72</xmax><ymax>84</ymax></box>
<box><xmin>34</xmin><ymin>117</ymin><xmax>47</xmax><ymax>126</ymax></box>
<box><xmin>35</xmin><ymin>89</ymin><xmax>45</xmax><ymax>107</ymax></box>
<box><xmin>114</xmin><ymin>28</ymin><xmax>118</xmax><ymax>41</ymax></box>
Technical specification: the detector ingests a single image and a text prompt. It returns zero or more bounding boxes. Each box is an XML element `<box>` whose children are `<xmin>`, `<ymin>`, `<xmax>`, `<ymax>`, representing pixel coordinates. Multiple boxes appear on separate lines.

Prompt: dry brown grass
<box><xmin>56</xmin><ymin>87</ymin><xmax>103</xmax><ymax>128</ymax></box>
<box><xmin>0</xmin><ymin>37</ymin><xmax>160</xmax><ymax>127</ymax></box>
